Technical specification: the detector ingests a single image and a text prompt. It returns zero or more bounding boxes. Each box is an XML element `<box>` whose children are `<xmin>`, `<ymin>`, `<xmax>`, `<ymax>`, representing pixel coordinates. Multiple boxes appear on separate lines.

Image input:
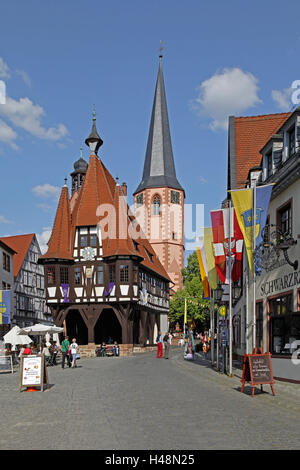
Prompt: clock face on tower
<box><xmin>82</xmin><ymin>246</ymin><xmax>95</xmax><ymax>261</ymax></box>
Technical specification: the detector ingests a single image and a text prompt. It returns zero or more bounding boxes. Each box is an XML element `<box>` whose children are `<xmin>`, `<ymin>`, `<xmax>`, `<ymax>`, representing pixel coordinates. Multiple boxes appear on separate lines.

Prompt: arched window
<box><xmin>152</xmin><ymin>195</ymin><xmax>161</xmax><ymax>215</ymax></box>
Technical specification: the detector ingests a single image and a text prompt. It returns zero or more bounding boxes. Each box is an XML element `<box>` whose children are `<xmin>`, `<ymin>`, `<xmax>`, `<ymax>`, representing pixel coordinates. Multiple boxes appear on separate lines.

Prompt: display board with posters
<box><xmin>19</xmin><ymin>354</ymin><xmax>49</xmax><ymax>392</ymax></box>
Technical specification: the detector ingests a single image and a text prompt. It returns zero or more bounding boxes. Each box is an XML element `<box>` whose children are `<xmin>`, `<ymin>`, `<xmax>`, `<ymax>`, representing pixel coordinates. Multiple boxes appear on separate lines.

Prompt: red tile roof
<box><xmin>41</xmin><ymin>154</ymin><xmax>170</xmax><ymax>281</ymax></box>
<box><xmin>0</xmin><ymin>234</ymin><xmax>35</xmax><ymax>278</ymax></box>
<box><xmin>233</xmin><ymin>112</ymin><xmax>291</xmax><ymax>188</ymax></box>
<box><xmin>40</xmin><ymin>185</ymin><xmax>72</xmax><ymax>260</ymax></box>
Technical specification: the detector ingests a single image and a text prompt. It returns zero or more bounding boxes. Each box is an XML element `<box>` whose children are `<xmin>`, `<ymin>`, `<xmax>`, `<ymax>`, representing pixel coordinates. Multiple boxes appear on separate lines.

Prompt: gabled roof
<box><xmin>228</xmin><ymin>112</ymin><xmax>292</xmax><ymax>190</ymax></box>
<box><xmin>40</xmin><ymin>185</ymin><xmax>72</xmax><ymax>261</ymax></box>
<box><xmin>0</xmin><ymin>234</ymin><xmax>35</xmax><ymax>277</ymax></box>
<box><xmin>134</xmin><ymin>58</ymin><xmax>183</xmax><ymax>194</ymax></box>
<box><xmin>41</xmin><ymin>148</ymin><xmax>170</xmax><ymax>281</ymax></box>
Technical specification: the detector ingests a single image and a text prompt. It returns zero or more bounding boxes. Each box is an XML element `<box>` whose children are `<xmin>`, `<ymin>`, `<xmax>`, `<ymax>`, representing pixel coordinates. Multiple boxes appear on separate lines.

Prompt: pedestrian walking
<box><xmin>163</xmin><ymin>332</ymin><xmax>170</xmax><ymax>359</ymax></box>
<box><xmin>50</xmin><ymin>341</ymin><xmax>59</xmax><ymax>365</ymax></box>
<box><xmin>61</xmin><ymin>336</ymin><xmax>71</xmax><ymax>368</ymax></box>
<box><xmin>156</xmin><ymin>330</ymin><xmax>163</xmax><ymax>358</ymax></box>
<box><xmin>70</xmin><ymin>338</ymin><xmax>79</xmax><ymax>368</ymax></box>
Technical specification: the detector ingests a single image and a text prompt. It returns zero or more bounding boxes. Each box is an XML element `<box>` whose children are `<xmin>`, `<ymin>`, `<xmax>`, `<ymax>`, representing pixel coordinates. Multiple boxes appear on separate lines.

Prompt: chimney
<box><xmin>122</xmin><ymin>182</ymin><xmax>127</xmax><ymax>196</ymax></box>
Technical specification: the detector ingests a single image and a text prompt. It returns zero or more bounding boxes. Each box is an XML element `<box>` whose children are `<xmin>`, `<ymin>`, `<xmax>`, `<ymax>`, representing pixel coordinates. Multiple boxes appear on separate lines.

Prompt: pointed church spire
<box><xmin>134</xmin><ymin>55</ymin><xmax>183</xmax><ymax>194</ymax></box>
<box><xmin>85</xmin><ymin>107</ymin><xmax>103</xmax><ymax>155</ymax></box>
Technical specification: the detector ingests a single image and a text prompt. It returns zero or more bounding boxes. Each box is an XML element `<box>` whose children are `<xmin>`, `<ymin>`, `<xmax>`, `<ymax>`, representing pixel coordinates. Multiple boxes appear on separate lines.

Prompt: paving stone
<box><xmin>0</xmin><ymin>348</ymin><xmax>299</xmax><ymax>450</ymax></box>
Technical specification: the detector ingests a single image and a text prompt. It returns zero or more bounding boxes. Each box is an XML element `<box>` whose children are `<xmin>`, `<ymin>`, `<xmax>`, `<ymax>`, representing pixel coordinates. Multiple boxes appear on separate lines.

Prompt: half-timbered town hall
<box><xmin>39</xmin><ymin>118</ymin><xmax>171</xmax><ymax>352</ymax></box>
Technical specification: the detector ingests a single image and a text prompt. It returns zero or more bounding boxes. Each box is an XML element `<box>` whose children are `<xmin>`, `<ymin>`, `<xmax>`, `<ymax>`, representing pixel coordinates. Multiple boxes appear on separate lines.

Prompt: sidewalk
<box><xmin>182</xmin><ymin>350</ymin><xmax>300</xmax><ymax>414</ymax></box>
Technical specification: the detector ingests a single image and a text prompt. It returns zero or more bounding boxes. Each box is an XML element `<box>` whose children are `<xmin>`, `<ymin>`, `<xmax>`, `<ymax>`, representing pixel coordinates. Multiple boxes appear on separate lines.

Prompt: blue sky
<box><xmin>0</xmin><ymin>0</ymin><xmax>300</xmax><ymax>256</ymax></box>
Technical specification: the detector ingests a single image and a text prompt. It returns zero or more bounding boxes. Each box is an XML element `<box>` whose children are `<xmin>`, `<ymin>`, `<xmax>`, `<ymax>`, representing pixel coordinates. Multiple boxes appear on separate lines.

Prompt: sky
<box><xmin>1</xmin><ymin>0</ymin><xmax>300</xmax><ymax>257</ymax></box>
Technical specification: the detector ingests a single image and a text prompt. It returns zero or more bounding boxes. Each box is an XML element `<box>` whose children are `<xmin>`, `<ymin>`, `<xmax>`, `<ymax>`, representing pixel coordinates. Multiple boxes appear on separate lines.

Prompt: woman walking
<box><xmin>156</xmin><ymin>331</ymin><xmax>163</xmax><ymax>358</ymax></box>
<box><xmin>70</xmin><ymin>338</ymin><xmax>79</xmax><ymax>368</ymax></box>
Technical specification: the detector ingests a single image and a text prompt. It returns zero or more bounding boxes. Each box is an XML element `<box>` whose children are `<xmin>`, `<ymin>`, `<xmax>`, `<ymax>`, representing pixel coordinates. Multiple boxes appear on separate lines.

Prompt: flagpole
<box><xmin>228</xmin><ymin>199</ymin><xmax>233</xmax><ymax>376</ymax></box>
<box><xmin>252</xmin><ymin>181</ymin><xmax>257</xmax><ymax>352</ymax></box>
<box><xmin>216</xmin><ymin>303</ymin><xmax>219</xmax><ymax>370</ymax></box>
<box><xmin>210</xmin><ymin>290</ymin><xmax>215</xmax><ymax>365</ymax></box>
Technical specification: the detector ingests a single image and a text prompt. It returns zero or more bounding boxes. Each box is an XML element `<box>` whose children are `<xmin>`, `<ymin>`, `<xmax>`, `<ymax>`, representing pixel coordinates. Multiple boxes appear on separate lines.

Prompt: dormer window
<box><xmin>288</xmin><ymin>124</ymin><xmax>296</xmax><ymax>157</ymax></box>
<box><xmin>145</xmin><ymin>249</ymin><xmax>153</xmax><ymax>262</ymax></box>
<box><xmin>266</xmin><ymin>151</ymin><xmax>273</xmax><ymax>178</ymax></box>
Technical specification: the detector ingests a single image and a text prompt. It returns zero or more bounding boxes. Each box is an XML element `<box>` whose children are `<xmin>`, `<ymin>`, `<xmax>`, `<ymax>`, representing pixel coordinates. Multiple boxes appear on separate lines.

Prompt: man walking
<box><xmin>61</xmin><ymin>336</ymin><xmax>71</xmax><ymax>369</ymax></box>
<box><xmin>156</xmin><ymin>330</ymin><xmax>163</xmax><ymax>358</ymax></box>
<box><xmin>163</xmin><ymin>332</ymin><xmax>170</xmax><ymax>359</ymax></box>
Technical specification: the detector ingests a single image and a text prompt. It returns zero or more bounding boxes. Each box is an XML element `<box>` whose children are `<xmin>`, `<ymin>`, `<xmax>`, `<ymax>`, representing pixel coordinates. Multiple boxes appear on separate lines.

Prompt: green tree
<box><xmin>169</xmin><ymin>251</ymin><xmax>210</xmax><ymax>331</ymax></box>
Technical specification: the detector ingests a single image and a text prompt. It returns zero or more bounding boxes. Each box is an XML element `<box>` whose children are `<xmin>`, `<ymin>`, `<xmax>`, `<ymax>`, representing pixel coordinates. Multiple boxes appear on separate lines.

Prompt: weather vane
<box><xmin>159</xmin><ymin>40</ymin><xmax>164</xmax><ymax>58</ymax></box>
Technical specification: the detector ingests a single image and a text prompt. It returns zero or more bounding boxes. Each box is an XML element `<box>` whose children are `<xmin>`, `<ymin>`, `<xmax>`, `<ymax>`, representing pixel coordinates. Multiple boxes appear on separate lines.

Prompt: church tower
<box><xmin>134</xmin><ymin>54</ymin><xmax>184</xmax><ymax>293</ymax></box>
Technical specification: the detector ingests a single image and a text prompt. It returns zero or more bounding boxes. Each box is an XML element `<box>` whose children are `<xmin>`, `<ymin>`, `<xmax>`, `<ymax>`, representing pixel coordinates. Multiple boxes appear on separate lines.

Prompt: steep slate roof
<box><xmin>228</xmin><ymin>112</ymin><xmax>291</xmax><ymax>190</ymax></box>
<box><xmin>0</xmin><ymin>234</ymin><xmax>35</xmax><ymax>277</ymax></box>
<box><xmin>134</xmin><ymin>58</ymin><xmax>183</xmax><ymax>194</ymax></box>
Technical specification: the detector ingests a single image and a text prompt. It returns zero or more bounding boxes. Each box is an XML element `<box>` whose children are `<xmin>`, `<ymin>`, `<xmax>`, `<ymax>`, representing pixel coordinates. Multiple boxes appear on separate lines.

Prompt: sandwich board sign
<box><xmin>19</xmin><ymin>354</ymin><xmax>49</xmax><ymax>392</ymax></box>
<box><xmin>0</xmin><ymin>355</ymin><xmax>13</xmax><ymax>374</ymax></box>
<box><xmin>241</xmin><ymin>352</ymin><xmax>275</xmax><ymax>397</ymax></box>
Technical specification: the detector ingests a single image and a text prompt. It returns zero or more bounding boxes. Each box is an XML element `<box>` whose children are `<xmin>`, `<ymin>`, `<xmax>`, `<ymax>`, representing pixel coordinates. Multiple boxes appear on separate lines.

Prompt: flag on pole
<box><xmin>196</xmin><ymin>247</ymin><xmax>210</xmax><ymax>298</ymax></box>
<box><xmin>0</xmin><ymin>290</ymin><xmax>11</xmax><ymax>325</ymax></box>
<box><xmin>230</xmin><ymin>188</ymin><xmax>254</xmax><ymax>274</ymax></box>
<box><xmin>203</xmin><ymin>227</ymin><xmax>218</xmax><ymax>290</ymax></box>
<box><xmin>255</xmin><ymin>185</ymin><xmax>273</xmax><ymax>248</ymax></box>
<box><xmin>184</xmin><ymin>297</ymin><xmax>187</xmax><ymax>324</ymax></box>
<box><xmin>210</xmin><ymin>207</ymin><xmax>243</xmax><ymax>284</ymax></box>
<box><xmin>231</xmin><ymin>185</ymin><xmax>273</xmax><ymax>275</ymax></box>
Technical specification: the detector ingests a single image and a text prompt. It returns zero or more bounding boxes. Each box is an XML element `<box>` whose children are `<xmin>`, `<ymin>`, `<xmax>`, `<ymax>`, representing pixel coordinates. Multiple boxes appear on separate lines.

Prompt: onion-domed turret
<box><xmin>70</xmin><ymin>147</ymin><xmax>88</xmax><ymax>194</ymax></box>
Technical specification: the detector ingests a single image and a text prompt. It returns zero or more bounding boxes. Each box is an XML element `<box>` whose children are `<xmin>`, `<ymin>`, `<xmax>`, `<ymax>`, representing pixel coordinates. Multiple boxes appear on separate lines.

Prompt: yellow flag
<box><xmin>203</xmin><ymin>227</ymin><xmax>217</xmax><ymax>290</ymax></box>
<box><xmin>230</xmin><ymin>188</ymin><xmax>253</xmax><ymax>274</ymax></box>
<box><xmin>196</xmin><ymin>247</ymin><xmax>210</xmax><ymax>298</ymax></box>
<box><xmin>184</xmin><ymin>297</ymin><xmax>187</xmax><ymax>324</ymax></box>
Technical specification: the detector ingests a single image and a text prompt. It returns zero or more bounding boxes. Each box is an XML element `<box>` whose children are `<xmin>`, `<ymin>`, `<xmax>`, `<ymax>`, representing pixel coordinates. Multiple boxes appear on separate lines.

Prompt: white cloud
<box><xmin>0</xmin><ymin>215</ymin><xmax>12</xmax><ymax>224</ymax></box>
<box><xmin>32</xmin><ymin>184</ymin><xmax>60</xmax><ymax>200</ymax></box>
<box><xmin>0</xmin><ymin>57</ymin><xmax>10</xmax><ymax>79</ymax></box>
<box><xmin>0</xmin><ymin>119</ymin><xmax>18</xmax><ymax>149</ymax></box>
<box><xmin>36</xmin><ymin>227</ymin><xmax>52</xmax><ymax>254</ymax></box>
<box><xmin>199</xmin><ymin>176</ymin><xmax>207</xmax><ymax>184</ymax></box>
<box><xmin>191</xmin><ymin>67</ymin><xmax>262</xmax><ymax>130</ymax></box>
<box><xmin>271</xmin><ymin>87</ymin><xmax>293</xmax><ymax>110</ymax></box>
<box><xmin>0</xmin><ymin>96</ymin><xmax>68</xmax><ymax>141</ymax></box>
<box><xmin>36</xmin><ymin>203</ymin><xmax>54</xmax><ymax>212</ymax></box>
<box><xmin>16</xmin><ymin>69</ymin><xmax>31</xmax><ymax>87</ymax></box>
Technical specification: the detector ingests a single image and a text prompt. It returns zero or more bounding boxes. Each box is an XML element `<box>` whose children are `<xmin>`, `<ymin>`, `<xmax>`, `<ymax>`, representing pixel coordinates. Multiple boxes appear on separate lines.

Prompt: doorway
<box><xmin>65</xmin><ymin>310</ymin><xmax>88</xmax><ymax>345</ymax></box>
<box><xmin>94</xmin><ymin>308</ymin><xmax>122</xmax><ymax>344</ymax></box>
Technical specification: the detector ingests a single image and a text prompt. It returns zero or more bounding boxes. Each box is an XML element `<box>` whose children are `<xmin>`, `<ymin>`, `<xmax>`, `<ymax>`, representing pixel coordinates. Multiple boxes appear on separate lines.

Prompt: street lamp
<box><xmin>214</xmin><ymin>283</ymin><xmax>224</xmax><ymax>302</ymax></box>
<box><xmin>232</xmin><ymin>284</ymin><xmax>242</xmax><ymax>302</ymax></box>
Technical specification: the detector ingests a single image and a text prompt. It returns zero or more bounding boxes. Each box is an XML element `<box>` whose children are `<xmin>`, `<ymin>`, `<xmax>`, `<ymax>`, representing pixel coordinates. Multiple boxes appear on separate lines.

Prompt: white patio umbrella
<box><xmin>18</xmin><ymin>324</ymin><xmax>64</xmax><ymax>335</ymax></box>
<box><xmin>4</xmin><ymin>325</ymin><xmax>32</xmax><ymax>346</ymax></box>
<box><xmin>18</xmin><ymin>324</ymin><xmax>64</xmax><ymax>352</ymax></box>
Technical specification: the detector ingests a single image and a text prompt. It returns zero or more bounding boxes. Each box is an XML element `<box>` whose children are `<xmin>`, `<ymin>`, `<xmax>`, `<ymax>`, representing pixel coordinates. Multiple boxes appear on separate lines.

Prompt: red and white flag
<box><xmin>210</xmin><ymin>207</ymin><xmax>243</xmax><ymax>284</ymax></box>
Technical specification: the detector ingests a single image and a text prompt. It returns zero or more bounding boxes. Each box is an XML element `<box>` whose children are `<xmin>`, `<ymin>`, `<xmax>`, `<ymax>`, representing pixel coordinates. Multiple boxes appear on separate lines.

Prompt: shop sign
<box><xmin>260</xmin><ymin>270</ymin><xmax>300</xmax><ymax>296</ymax></box>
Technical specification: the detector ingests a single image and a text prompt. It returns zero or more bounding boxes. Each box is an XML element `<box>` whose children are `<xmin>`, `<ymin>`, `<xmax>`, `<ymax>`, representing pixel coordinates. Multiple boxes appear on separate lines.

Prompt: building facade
<box><xmin>0</xmin><ymin>234</ymin><xmax>51</xmax><ymax>328</ymax></box>
<box><xmin>0</xmin><ymin>240</ymin><xmax>15</xmax><ymax>338</ymax></box>
<box><xmin>39</xmin><ymin>114</ymin><xmax>171</xmax><ymax>353</ymax></box>
<box><xmin>228</xmin><ymin>110</ymin><xmax>300</xmax><ymax>382</ymax></box>
<box><xmin>134</xmin><ymin>56</ymin><xmax>184</xmax><ymax>293</ymax></box>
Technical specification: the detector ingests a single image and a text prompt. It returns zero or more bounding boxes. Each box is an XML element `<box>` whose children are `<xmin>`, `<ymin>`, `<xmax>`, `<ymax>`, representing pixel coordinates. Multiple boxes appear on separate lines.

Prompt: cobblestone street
<box><xmin>0</xmin><ymin>348</ymin><xmax>299</xmax><ymax>450</ymax></box>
